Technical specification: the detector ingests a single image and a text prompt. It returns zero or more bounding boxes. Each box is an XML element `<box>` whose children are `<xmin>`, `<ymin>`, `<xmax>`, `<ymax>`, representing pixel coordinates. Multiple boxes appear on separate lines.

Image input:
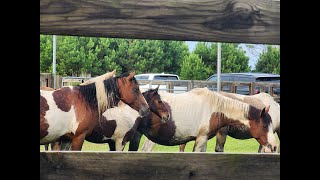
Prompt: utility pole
<box><xmin>53</xmin><ymin>35</ymin><xmax>56</xmax><ymax>89</ymax></box>
<box><xmin>217</xmin><ymin>42</ymin><xmax>221</xmax><ymax>91</ymax></box>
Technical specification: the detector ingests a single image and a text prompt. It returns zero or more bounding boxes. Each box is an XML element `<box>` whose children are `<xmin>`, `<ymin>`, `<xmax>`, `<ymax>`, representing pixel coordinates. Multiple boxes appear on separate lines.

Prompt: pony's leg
<box><xmin>51</xmin><ymin>141</ymin><xmax>61</xmax><ymax>151</ymax></box>
<box><xmin>258</xmin><ymin>144</ymin><xmax>263</xmax><ymax>153</ymax></box>
<box><xmin>193</xmin><ymin>135</ymin><xmax>208</xmax><ymax>152</ymax></box>
<box><xmin>71</xmin><ymin>134</ymin><xmax>86</xmax><ymax>151</ymax></box>
<box><xmin>60</xmin><ymin>141</ymin><xmax>72</xmax><ymax>150</ymax></box>
<box><xmin>215</xmin><ymin>127</ymin><xmax>228</xmax><ymax>152</ymax></box>
<box><xmin>109</xmin><ymin>141</ymin><xmax>116</xmax><ymax>151</ymax></box>
<box><xmin>142</xmin><ymin>138</ymin><xmax>156</xmax><ymax>152</ymax></box>
<box><xmin>128</xmin><ymin>132</ymin><xmax>143</xmax><ymax>151</ymax></box>
<box><xmin>179</xmin><ymin>144</ymin><xmax>186</xmax><ymax>152</ymax></box>
<box><xmin>44</xmin><ymin>144</ymin><xmax>49</xmax><ymax>151</ymax></box>
<box><xmin>115</xmin><ymin>139</ymin><xmax>125</xmax><ymax>151</ymax></box>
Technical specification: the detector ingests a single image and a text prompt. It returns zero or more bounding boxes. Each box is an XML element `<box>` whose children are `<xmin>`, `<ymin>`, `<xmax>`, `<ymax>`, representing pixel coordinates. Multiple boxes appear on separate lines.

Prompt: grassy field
<box><xmin>40</xmin><ymin>134</ymin><xmax>279</xmax><ymax>152</ymax></box>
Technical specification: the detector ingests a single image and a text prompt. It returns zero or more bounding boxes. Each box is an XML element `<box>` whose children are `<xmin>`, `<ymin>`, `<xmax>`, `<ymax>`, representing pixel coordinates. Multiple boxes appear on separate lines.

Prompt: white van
<box><xmin>135</xmin><ymin>73</ymin><xmax>187</xmax><ymax>93</ymax></box>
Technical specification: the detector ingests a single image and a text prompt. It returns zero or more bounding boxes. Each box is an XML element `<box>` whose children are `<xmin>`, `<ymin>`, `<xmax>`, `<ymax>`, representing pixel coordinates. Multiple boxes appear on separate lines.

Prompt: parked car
<box><xmin>206</xmin><ymin>72</ymin><xmax>280</xmax><ymax>96</ymax></box>
<box><xmin>135</xmin><ymin>73</ymin><xmax>187</xmax><ymax>93</ymax></box>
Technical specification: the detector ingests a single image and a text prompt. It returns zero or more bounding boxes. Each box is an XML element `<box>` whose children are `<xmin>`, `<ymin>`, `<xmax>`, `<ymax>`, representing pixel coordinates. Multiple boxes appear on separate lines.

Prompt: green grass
<box><xmin>40</xmin><ymin>134</ymin><xmax>279</xmax><ymax>152</ymax></box>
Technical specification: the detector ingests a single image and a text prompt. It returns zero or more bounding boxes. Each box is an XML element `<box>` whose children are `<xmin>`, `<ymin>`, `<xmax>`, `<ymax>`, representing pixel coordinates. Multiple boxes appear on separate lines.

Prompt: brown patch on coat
<box><xmin>40</xmin><ymin>95</ymin><xmax>50</xmax><ymax>139</ymax></box>
<box><xmin>85</xmin><ymin>117</ymin><xmax>117</xmax><ymax>143</ymax></box>
<box><xmin>52</xmin><ymin>87</ymin><xmax>72</xmax><ymax>112</ymax></box>
<box><xmin>122</xmin><ymin>117</ymin><xmax>143</xmax><ymax>145</ymax></box>
<box><xmin>99</xmin><ymin>117</ymin><xmax>117</xmax><ymax>138</ymax></box>
<box><xmin>71</xmin><ymin>87</ymin><xmax>99</xmax><ymax>138</ymax></box>
<box><xmin>147</xmin><ymin>112</ymin><xmax>176</xmax><ymax>141</ymax></box>
<box><xmin>207</xmin><ymin>112</ymin><xmax>241</xmax><ymax>139</ymax></box>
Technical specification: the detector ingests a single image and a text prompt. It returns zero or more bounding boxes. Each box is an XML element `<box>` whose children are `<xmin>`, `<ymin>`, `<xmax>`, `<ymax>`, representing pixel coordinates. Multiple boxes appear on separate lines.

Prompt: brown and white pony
<box><xmin>40</xmin><ymin>86</ymin><xmax>56</xmax><ymax>151</ymax></box>
<box><xmin>130</xmin><ymin>88</ymin><xmax>277</xmax><ymax>152</ymax></box>
<box><xmin>141</xmin><ymin>92</ymin><xmax>280</xmax><ymax>153</ymax></box>
<box><xmin>56</xmin><ymin>87</ymin><xmax>170</xmax><ymax>151</ymax></box>
<box><xmin>40</xmin><ymin>71</ymin><xmax>149</xmax><ymax>151</ymax></box>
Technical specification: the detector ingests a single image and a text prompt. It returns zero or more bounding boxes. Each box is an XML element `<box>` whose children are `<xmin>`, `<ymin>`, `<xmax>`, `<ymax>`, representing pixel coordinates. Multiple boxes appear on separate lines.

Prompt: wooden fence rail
<box><xmin>40</xmin><ymin>152</ymin><xmax>280</xmax><ymax>180</ymax></box>
<box><xmin>40</xmin><ymin>0</ymin><xmax>280</xmax><ymax>44</ymax></box>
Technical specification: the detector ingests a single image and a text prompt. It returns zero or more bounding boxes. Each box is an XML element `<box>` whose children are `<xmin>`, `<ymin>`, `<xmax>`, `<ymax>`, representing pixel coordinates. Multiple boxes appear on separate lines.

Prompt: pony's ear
<box><xmin>260</xmin><ymin>106</ymin><xmax>270</xmax><ymax>117</ymax></box>
<box><xmin>155</xmin><ymin>85</ymin><xmax>160</xmax><ymax>92</ymax></box>
<box><xmin>111</xmin><ymin>69</ymin><xmax>116</xmax><ymax>76</ymax></box>
<box><xmin>128</xmin><ymin>71</ymin><xmax>135</xmax><ymax>79</ymax></box>
<box><xmin>265</xmin><ymin>105</ymin><xmax>270</xmax><ymax>113</ymax></box>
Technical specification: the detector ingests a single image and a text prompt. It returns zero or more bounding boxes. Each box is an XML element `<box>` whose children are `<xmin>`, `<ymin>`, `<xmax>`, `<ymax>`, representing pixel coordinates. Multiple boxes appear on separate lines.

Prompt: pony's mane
<box><xmin>219</xmin><ymin>91</ymin><xmax>273</xmax><ymax>127</ymax></box>
<box><xmin>218</xmin><ymin>91</ymin><xmax>265</xmax><ymax>110</ymax></box>
<box><xmin>80</xmin><ymin>70</ymin><xmax>116</xmax><ymax>86</ymax></box>
<box><xmin>79</xmin><ymin>70</ymin><xmax>116</xmax><ymax>119</ymax></box>
<box><xmin>190</xmin><ymin>88</ymin><xmax>251</xmax><ymax>121</ymax></box>
<box><xmin>78</xmin><ymin>70</ymin><xmax>123</xmax><ymax>119</ymax></box>
<box><xmin>79</xmin><ymin>83</ymin><xmax>99</xmax><ymax>112</ymax></box>
<box><xmin>142</xmin><ymin>88</ymin><xmax>158</xmax><ymax>102</ymax></box>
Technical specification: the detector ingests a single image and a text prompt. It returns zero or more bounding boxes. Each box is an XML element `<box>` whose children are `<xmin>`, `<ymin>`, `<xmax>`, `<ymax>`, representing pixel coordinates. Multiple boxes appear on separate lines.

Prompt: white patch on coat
<box><xmin>159</xmin><ymin>88</ymin><xmax>252</xmax><ymax>138</ymax></box>
<box><xmin>40</xmin><ymin>90</ymin><xmax>79</xmax><ymax>144</ymax></box>
<box><xmin>102</xmin><ymin>103</ymin><xmax>139</xmax><ymax>142</ymax></box>
<box><xmin>267</xmin><ymin>122</ymin><xmax>277</xmax><ymax>147</ymax></box>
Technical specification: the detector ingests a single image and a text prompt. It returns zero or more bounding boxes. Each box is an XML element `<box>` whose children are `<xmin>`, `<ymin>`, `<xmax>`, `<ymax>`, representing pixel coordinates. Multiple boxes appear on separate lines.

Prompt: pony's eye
<box><xmin>158</xmin><ymin>100</ymin><xmax>162</xmax><ymax>103</ymax></box>
<box><xmin>134</xmin><ymin>88</ymin><xmax>139</xmax><ymax>93</ymax></box>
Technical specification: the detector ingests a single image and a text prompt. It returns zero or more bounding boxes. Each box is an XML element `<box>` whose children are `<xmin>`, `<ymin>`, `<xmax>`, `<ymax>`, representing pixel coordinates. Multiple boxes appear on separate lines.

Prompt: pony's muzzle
<box><xmin>263</xmin><ymin>143</ymin><xmax>278</xmax><ymax>153</ymax></box>
<box><xmin>161</xmin><ymin>114</ymin><xmax>170</xmax><ymax>123</ymax></box>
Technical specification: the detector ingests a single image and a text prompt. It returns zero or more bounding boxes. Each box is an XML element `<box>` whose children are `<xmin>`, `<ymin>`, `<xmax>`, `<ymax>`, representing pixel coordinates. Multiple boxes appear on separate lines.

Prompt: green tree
<box><xmin>160</xmin><ymin>40</ymin><xmax>189</xmax><ymax>75</ymax></box>
<box><xmin>255</xmin><ymin>45</ymin><xmax>280</xmax><ymax>74</ymax></box>
<box><xmin>180</xmin><ymin>53</ymin><xmax>209</xmax><ymax>80</ymax></box>
<box><xmin>55</xmin><ymin>36</ymin><xmax>98</xmax><ymax>76</ymax></box>
<box><xmin>220</xmin><ymin>43</ymin><xmax>250</xmax><ymax>73</ymax></box>
<box><xmin>40</xmin><ymin>35</ymin><xmax>53</xmax><ymax>73</ymax></box>
<box><xmin>193</xmin><ymin>43</ymin><xmax>250</xmax><ymax>75</ymax></box>
<box><xmin>193</xmin><ymin>42</ymin><xmax>214</xmax><ymax>66</ymax></box>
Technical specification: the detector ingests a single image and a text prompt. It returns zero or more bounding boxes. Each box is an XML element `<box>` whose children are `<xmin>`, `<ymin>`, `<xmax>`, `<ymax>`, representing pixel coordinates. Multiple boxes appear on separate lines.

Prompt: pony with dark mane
<box><xmin>129</xmin><ymin>88</ymin><xmax>277</xmax><ymax>152</ymax></box>
<box><xmin>55</xmin><ymin>86</ymin><xmax>170</xmax><ymax>151</ymax></box>
<box><xmin>40</xmin><ymin>71</ymin><xmax>149</xmax><ymax>150</ymax></box>
<box><xmin>141</xmin><ymin>92</ymin><xmax>280</xmax><ymax>153</ymax></box>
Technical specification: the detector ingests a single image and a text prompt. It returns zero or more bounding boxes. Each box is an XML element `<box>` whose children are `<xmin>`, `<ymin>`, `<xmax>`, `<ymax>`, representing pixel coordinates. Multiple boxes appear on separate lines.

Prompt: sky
<box><xmin>186</xmin><ymin>41</ymin><xmax>262</xmax><ymax>71</ymax></box>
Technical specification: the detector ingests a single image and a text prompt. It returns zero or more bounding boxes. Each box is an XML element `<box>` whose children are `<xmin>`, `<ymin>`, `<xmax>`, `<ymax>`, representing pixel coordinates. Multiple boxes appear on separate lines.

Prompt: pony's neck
<box><xmin>208</xmin><ymin>112</ymin><xmax>248</xmax><ymax>138</ymax></box>
<box><xmin>208</xmin><ymin>91</ymin><xmax>250</xmax><ymax>123</ymax></box>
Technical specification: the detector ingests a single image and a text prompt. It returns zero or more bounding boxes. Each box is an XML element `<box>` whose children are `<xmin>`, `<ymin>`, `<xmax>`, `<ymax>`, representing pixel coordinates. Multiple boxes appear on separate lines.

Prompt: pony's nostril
<box><xmin>273</xmin><ymin>146</ymin><xmax>277</xmax><ymax>152</ymax></box>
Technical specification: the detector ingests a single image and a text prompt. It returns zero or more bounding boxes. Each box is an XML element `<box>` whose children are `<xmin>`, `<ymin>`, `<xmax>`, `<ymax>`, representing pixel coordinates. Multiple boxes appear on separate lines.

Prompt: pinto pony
<box><xmin>141</xmin><ymin>92</ymin><xmax>280</xmax><ymax>153</ymax></box>
<box><xmin>40</xmin><ymin>71</ymin><xmax>149</xmax><ymax>150</ymax></box>
<box><xmin>53</xmin><ymin>87</ymin><xmax>170</xmax><ymax>151</ymax></box>
<box><xmin>130</xmin><ymin>88</ymin><xmax>277</xmax><ymax>152</ymax></box>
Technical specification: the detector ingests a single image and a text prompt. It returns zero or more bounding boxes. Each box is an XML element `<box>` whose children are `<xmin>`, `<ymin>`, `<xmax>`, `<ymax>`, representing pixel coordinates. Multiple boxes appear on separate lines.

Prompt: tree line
<box><xmin>40</xmin><ymin>35</ymin><xmax>280</xmax><ymax>80</ymax></box>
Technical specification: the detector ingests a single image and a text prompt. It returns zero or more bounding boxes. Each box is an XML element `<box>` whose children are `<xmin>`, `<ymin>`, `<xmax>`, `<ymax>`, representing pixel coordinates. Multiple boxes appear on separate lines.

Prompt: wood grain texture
<box><xmin>40</xmin><ymin>0</ymin><xmax>280</xmax><ymax>44</ymax></box>
<box><xmin>40</xmin><ymin>152</ymin><xmax>280</xmax><ymax>179</ymax></box>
